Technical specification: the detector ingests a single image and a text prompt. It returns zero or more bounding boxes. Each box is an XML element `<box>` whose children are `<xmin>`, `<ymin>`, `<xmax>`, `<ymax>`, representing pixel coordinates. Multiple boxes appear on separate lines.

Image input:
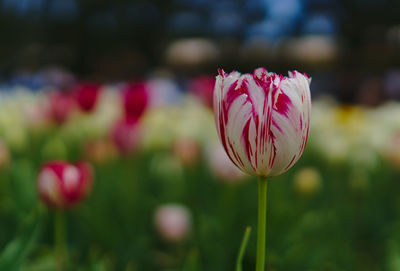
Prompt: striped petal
<box><xmin>213</xmin><ymin>68</ymin><xmax>311</xmax><ymax>177</ymax></box>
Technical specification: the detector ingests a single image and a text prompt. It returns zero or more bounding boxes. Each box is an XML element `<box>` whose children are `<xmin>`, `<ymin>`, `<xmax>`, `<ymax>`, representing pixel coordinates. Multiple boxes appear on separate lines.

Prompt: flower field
<box><xmin>0</xmin><ymin>80</ymin><xmax>400</xmax><ymax>271</ymax></box>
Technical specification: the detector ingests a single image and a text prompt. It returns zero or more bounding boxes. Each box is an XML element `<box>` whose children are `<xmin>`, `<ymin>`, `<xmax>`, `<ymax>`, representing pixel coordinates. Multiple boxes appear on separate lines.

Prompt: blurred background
<box><xmin>0</xmin><ymin>0</ymin><xmax>400</xmax><ymax>270</ymax></box>
<box><xmin>1</xmin><ymin>0</ymin><xmax>400</xmax><ymax>104</ymax></box>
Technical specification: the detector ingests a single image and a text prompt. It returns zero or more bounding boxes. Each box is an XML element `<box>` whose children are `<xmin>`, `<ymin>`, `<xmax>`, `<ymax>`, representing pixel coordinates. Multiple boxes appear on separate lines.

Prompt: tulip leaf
<box><xmin>236</xmin><ymin>226</ymin><xmax>251</xmax><ymax>271</ymax></box>
<box><xmin>10</xmin><ymin>160</ymin><xmax>37</xmax><ymax>215</ymax></box>
<box><xmin>0</xmin><ymin>213</ymin><xmax>41</xmax><ymax>271</ymax></box>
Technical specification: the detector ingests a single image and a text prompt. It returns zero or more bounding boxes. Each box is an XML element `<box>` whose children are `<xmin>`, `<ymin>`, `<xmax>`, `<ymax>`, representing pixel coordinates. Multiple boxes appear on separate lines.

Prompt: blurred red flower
<box><xmin>74</xmin><ymin>82</ymin><xmax>101</xmax><ymax>112</ymax></box>
<box><xmin>122</xmin><ymin>82</ymin><xmax>149</xmax><ymax>121</ymax></box>
<box><xmin>189</xmin><ymin>75</ymin><xmax>215</xmax><ymax>108</ymax></box>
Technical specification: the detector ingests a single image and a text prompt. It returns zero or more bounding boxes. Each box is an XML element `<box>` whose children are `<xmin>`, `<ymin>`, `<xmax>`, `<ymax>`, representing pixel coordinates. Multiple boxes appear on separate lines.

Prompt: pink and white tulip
<box><xmin>213</xmin><ymin>67</ymin><xmax>311</xmax><ymax>177</ymax></box>
<box><xmin>37</xmin><ymin>161</ymin><xmax>93</xmax><ymax>209</ymax></box>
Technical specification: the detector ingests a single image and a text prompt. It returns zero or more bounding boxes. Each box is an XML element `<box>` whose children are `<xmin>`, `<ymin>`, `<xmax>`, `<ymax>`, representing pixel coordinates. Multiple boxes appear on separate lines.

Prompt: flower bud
<box><xmin>214</xmin><ymin>68</ymin><xmax>311</xmax><ymax>177</ymax></box>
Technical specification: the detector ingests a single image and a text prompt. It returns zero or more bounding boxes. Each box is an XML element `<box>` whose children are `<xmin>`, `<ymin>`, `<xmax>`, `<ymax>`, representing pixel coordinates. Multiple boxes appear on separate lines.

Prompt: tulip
<box><xmin>214</xmin><ymin>67</ymin><xmax>311</xmax><ymax>177</ymax></box>
<box><xmin>111</xmin><ymin>118</ymin><xmax>140</xmax><ymax>155</ymax></box>
<box><xmin>213</xmin><ymin>67</ymin><xmax>311</xmax><ymax>271</ymax></box>
<box><xmin>122</xmin><ymin>82</ymin><xmax>149</xmax><ymax>121</ymax></box>
<box><xmin>37</xmin><ymin>160</ymin><xmax>93</xmax><ymax>269</ymax></box>
<box><xmin>189</xmin><ymin>75</ymin><xmax>215</xmax><ymax>108</ymax></box>
<box><xmin>154</xmin><ymin>204</ymin><xmax>191</xmax><ymax>242</ymax></box>
<box><xmin>74</xmin><ymin>82</ymin><xmax>101</xmax><ymax>112</ymax></box>
<box><xmin>37</xmin><ymin>161</ymin><xmax>93</xmax><ymax>209</ymax></box>
<box><xmin>48</xmin><ymin>91</ymin><xmax>76</xmax><ymax>124</ymax></box>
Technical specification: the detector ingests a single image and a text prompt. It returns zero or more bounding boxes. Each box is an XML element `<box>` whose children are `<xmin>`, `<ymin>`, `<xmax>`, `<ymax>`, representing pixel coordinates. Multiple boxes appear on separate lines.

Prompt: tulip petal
<box><xmin>214</xmin><ymin>67</ymin><xmax>311</xmax><ymax>177</ymax></box>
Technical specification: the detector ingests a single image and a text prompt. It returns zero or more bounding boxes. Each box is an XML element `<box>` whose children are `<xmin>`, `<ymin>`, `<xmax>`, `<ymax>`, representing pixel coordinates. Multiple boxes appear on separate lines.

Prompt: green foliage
<box><xmin>0</xmin><ymin>211</ymin><xmax>41</xmax><ymax>271</ymax></box>
<box><xmin>0</xmin><ymin>141</ymin><xmax>399</xmax><ymax>270</ymax></box>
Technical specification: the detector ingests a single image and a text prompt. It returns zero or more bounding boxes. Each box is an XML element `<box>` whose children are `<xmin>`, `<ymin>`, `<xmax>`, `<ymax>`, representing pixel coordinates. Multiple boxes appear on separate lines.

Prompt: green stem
<box><xmin>55</xmin><ymin>211</ymin><xmax>67</xmax><ymax>271</ymax></box>
<box><xmin>236</xmin><ymin>226</ymin><xmax>252</xmax><ymax>271</ymax></box>
<box><xmin>256</xmin><ymin>176</ymin><xmax>268</xmax><ymax>271</ymax></box>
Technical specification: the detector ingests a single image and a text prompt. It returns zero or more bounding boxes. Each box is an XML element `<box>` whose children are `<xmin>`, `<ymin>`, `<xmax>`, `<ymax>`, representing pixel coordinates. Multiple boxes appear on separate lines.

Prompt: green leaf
<box><xmin>236</xmin><ymin>226</ymin><xmax>252</xmax><ymax>271</ymax></box>
<box><xmin>0</xmin><ymin>213</ymin><xmax>41</xmax><ymax>271</ymax></box>
<box><xmin>10</xmin><ymin>160</ymin><xmax>37</xmax><ymax>215</ymax></box>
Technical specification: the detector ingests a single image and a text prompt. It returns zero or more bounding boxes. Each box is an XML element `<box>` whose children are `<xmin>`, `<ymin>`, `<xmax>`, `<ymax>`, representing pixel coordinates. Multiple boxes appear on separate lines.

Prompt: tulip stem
<box><xmin>256</xmin><ymin>176</ymin><xmax>268</xmax><ymax>271</ymax></box>
<box><xmin>55</xmin><ymin>211</ymin><xmax>67</xmax><ymax>271</ymax></box>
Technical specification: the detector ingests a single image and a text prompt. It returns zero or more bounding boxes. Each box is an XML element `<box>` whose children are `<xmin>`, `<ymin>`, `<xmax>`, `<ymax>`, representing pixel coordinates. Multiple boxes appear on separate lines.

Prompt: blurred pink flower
<box><xmin>214</xmin><ymin>68</ymin><xmax>311</xmax><ymax>177</ymax></box>
<box><xmin>154</xmin><ymin>204</ymin><xmax>191</xmax><ymax>242</ymax></box>
<box><xmin>111</xmin><ymin>118</ymin><xmax>140</xmax><ymax>155</ymax></box>
<box><xmin>74</xmin><ymin>82</ymin><xmax>101</xmax><ymax>112</ymax></box>
<box><xmin>48</xmin><ymin>91</ymin><xmax>76</xmax><ymax>124</ymax></box>
<box><xmin>37</xmin><ymin>161</ymin><xmax>93</xmax><ymax>209</ymax></box>
<box><xmin>189</xmin><ymin>75</ymin><xmax>215</xmax><ymax>108</ymax></box>
<box><xmin>24</xmin><ymin>101</ymin><xmax>51</xmax><ymax>128</ymax></box>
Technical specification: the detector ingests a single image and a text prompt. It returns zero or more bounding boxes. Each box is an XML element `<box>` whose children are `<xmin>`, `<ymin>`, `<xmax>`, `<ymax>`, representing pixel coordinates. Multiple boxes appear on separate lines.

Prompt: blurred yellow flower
<box><xmin>293</xmin><ymin>167</ymin><xmax>322</xmax><ymax>196</ymax></box>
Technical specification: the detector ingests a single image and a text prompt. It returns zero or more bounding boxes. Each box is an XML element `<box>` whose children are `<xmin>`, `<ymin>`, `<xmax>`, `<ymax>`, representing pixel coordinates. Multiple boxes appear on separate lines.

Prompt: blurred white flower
<box><xmin>206</xmin><ymin>143</ymin><xmax>246</xmax><ymax>183</ymax></box>
<box><xmin>154</xmin><ymin>204</ymin><xmax>191</xmax><ymax>242</ymax></box>
<box><xmin>140</xmin><ymin>97</ymin><xmax>216</xmax><ymax>151</ymax></box>
<box><xmin>165</xmin><ymin>38</ymin><xmax>219</xmax><ymax>68</ymax></box>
